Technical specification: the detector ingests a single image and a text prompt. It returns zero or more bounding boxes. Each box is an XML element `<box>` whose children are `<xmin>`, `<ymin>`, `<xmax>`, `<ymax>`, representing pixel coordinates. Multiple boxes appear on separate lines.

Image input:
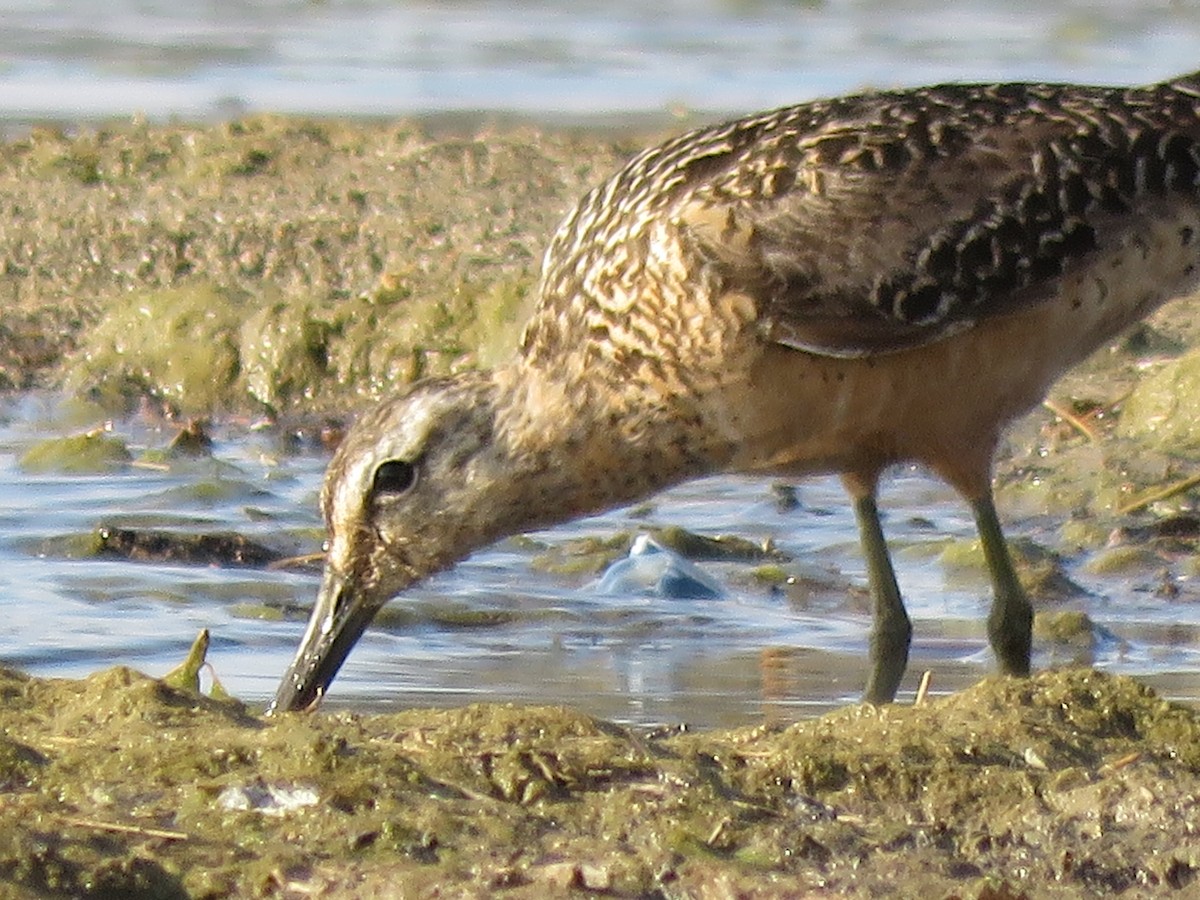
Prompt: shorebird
<box><xmin>271</xmin><ymin>70</ymin><xmax>1200</xmax><ymax>713</ymax></box>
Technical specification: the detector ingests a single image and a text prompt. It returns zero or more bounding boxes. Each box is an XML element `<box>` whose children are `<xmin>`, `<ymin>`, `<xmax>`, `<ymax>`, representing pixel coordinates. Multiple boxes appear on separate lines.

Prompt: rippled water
<box><xmin>2</xmin><ymin>394</ymin><xmax>1198</xmax><ymax>728</ymax></box>
<box><xmin>2</xmin><ymin>1</ymin><xmax>1200</xmax><ymax>123</ymax></box>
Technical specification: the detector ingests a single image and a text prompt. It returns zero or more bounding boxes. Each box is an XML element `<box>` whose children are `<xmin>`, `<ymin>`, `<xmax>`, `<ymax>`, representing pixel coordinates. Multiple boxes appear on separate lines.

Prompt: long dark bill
<box><xmin>268</xmin><ymin>567</ymin><xmax>379</xmax><ymax>714</ymax></box>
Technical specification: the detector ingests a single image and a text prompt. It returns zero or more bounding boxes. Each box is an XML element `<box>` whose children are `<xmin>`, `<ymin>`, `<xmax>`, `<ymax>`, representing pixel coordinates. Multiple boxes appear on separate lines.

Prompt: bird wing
<box><xmin>672</xmin><ymin>81</ymin><xmax>1200</xmax><ymax>357</ymax></box>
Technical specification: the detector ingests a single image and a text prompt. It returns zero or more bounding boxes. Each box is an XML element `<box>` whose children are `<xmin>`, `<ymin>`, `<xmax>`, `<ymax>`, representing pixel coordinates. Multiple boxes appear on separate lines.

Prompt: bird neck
<box><xmin>489</xmin><ymin>363</ymin><xmax>726</xmax><ymax>527</ymax></box>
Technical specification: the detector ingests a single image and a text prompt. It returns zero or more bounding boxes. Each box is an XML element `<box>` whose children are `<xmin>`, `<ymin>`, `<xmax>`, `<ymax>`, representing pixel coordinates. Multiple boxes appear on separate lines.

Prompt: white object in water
<box><xmin>595</xmin><ymin>533</ymin><xmax>726</xmax><ymax>600</ymax></box>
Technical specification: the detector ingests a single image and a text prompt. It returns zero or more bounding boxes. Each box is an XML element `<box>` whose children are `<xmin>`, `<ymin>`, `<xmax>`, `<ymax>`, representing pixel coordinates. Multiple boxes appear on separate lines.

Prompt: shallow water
<box><xmin>1</xmin><ymin>394</ymin><xmax>1198</xmax><ymax>728</ymax></box>
<box><xmin>2</xmin><ymin>1</ymin><xmax>1200</xmax><ymax>123</ymax></box>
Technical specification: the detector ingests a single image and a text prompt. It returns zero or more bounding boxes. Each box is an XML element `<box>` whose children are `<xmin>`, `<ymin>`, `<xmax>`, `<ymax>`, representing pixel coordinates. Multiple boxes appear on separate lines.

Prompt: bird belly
<box><xmin>719</xmin><ymin>201</ymin><xmax>1200</xmax><ymax>486</ymax></box>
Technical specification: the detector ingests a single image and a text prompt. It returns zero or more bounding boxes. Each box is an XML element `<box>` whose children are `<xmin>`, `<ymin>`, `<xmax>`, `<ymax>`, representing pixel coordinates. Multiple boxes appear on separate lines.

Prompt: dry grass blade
<box><xmin>1116</xmin><ymin>471</ymin><xmax>1200</xmax><ymax>516</ymax></box>
<box><xmin>914</xmin><ymin>670</ymin><xmax>933</xmax><ymax>707</ymax></box>
<box><xmin>61</xmin><ymin>816</ymin><xmax>188</xmax><ymax>841</ymax></box>
<box><xmin>1042</xmin><ymin>398</ymin><xmax>1101</xmax><ymax>442</ymax></box>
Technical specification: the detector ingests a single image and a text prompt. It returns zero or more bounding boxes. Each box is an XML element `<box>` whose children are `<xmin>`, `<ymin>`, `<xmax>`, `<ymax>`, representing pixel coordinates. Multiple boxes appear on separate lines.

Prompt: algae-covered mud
<box><xmin>0</xmin><ymin>116</ymin><xmax>640</xmax><ymax>412</ymax></box>
<box><xmin>3</xmin><ymin>117</ymin><xmax>1200</xmax><ymax>895</ymax></box>
<box><xmin>0</xmin><ymin>665</ymin><xmax>1197</xmax><ymax>898</ymax></box>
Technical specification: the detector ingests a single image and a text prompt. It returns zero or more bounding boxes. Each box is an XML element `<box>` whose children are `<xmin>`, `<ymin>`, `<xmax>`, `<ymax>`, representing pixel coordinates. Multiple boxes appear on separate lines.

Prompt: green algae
<box><xmin>1033</xmin><ymin>609</ymin><xmax>1097</xmax><ymax>643</ymax></box>
<box><xmin>0</xmin><ymin>665</ymin><xmax>1196</xmax><ymax>898</ymax></box>
<box><xmin>749</xmin><ymin>563</ymin><xmax>791</xmax><ymax>585</ymax></box>
<box><xmin>0</xmin><ymin>115</ymin><xmax>632</xmax><ymax>415</ymax></box>
<box><xmin>161</xmin><ymin>629</ymin><xmax>232</xmax><ymax>701</ymax></box>
<box><xmin>526</xmin><ymin>525</ymin><xmax>788</xmax><ymax>581</ymax></box>
<box><xmin>1082</xmin><ymin>544</ymin><xmax>1161</xmax><ymax>575</ymax></box>
<box><xmin>66</xmin><ymin>283</ymin><xmax>244</xmax><ymax>412</ymax></box>
<box><xmin>529</xmin><ymin>532</ymin><xmax>633</xmax><ymax>576</ymax></box>
<box><xmin>1032</xmin><ymin>610</ymin><xmax>1105</xmax><ymax>665</ymax></box>
<box><xmin>1117</xmin><ymin>347</ymin><xmax>1200</xmax><ymax>451</ymax></box>
<box><xmin>939</xmin><ymin>536</ymin><xmax>1087</xmax><ymax>603</ymax></box>
<box><xmin>239</xmin><ymin>297</ymin><xmax>336</xmax><ymax>413</ymax></box>
<box><xmin>18</xmin><ymin>430</ymin><xmax>132</xmax><ymax>474</ymax></box>
<box><xmin>227</xmin><ymin>602</ymin><xmax>286</xmax><ymax>622</ymax></box>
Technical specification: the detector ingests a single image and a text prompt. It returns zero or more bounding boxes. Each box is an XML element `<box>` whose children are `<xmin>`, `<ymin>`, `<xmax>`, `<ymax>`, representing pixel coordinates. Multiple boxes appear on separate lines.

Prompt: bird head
<box><xmin>269</xmin><ymin>371</ymin><xmax>512</xmax><ymax>713</ymax></box>
<box><xmin>267</xmin><ymin>360</ymin><xmax>713</xmax><ymax>713</ymax></box>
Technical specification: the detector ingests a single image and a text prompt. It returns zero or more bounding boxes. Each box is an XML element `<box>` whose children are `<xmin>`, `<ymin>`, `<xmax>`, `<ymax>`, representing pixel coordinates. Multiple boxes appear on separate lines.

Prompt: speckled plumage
<box><xmin>272</xmin><ymin>71</ymin><xmax>1200</xmax><ymax>714</ymax></box>
<box><xmin>526</xmin><ymin>75</ymin><xmax>1200</xmax><ymax>367</ymax></box>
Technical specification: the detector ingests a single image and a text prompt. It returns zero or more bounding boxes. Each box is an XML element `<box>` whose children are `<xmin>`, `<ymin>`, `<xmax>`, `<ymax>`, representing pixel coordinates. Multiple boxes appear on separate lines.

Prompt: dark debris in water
<box><xmin>649</xmin><ymin>524</ymin><xmax>788</xmax><ymax>563</ymax></box>
<box><xmin>529</xmin><ymin>524</ymin><xmax>787</xmax><ymax>581</ymax></box>
<box><xmin>95</xmin><ymin>525</ymin><xmax>283</xmax><ymax>568</ymax></box>
<box><xmin>0</xmin><ymin>664</ymin><xmax>1197</xmax><ymax>897</ymax></box>
<box><xmin>166</xmin><ymin>420</ymin><xmax>214</xmax><ymax>458</ymax></box>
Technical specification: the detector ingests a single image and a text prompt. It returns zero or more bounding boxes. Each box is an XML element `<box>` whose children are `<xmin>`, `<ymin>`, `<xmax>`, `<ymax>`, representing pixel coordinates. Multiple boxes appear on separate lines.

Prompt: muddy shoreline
<box><xmin>1</xmin><ymin>116</ymin><xmax>1200</xmax><ymax>897</ymax></box>
<box><xmin>1</xmin><ymin>665</ymin><xmax>1197</xmax><ymax>898</ymax></box>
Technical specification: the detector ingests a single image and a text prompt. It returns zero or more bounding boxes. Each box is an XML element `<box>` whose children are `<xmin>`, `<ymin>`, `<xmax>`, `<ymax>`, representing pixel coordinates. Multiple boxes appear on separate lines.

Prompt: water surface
<box><xmin>2</xmin><ymin>1</ymin><xmax>1200</xmax><ymax>123</ymax></box>
<box><xmin>2</xmin><ymin>395</ymin><xmax>1197</xmax><ymax>728</ymax></box>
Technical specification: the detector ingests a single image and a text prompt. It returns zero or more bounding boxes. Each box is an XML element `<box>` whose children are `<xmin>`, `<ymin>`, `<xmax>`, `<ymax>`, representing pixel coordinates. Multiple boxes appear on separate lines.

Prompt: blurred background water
<box><xmin>1</xmin><ymin>0</ymin><xmax>1199</xmax><ymax>123</ymax></box>
<box><xmin>1</xmin><ymin>1</ymin><xmax>1199</xmax><ymax>727</ymax></box>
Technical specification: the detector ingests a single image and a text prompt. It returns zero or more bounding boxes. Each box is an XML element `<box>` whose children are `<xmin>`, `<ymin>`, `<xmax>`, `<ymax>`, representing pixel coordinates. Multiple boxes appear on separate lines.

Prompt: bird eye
<box><xmin>372</xmin><ymin>459</ymin><xmax>417</xmax><ymax>496</ymax></box>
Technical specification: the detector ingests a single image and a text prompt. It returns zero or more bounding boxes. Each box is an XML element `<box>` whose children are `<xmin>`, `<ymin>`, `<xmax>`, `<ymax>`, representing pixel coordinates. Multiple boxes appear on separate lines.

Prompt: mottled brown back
<box><xmin>520</xmin><ymin>73</ymin><xmax>1200</xmax><ymax>368</ymax></box>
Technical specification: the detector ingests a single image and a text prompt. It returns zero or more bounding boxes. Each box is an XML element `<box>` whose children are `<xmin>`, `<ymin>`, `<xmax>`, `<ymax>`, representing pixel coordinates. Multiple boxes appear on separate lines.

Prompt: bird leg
<box><xmin>848</xmin><ymin>488</ymin><xmax>912</xmax><ymax>704</ymax></box>
<box><xmin>972</xmin><ymin>492</ymin><xmax>1033</xmax><ymax>676</ymax></box>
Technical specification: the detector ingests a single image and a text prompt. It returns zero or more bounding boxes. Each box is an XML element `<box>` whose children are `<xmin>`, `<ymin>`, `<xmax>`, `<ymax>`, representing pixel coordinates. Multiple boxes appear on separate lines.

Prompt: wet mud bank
<box><xmin>0</xmin><ymin>115</ymin><xmax>640</xmax><ymax>413</ymax></box>
<box><xmin>0</xmin><ymin>665</ymin><xmax>1197</xmax><ymax>898</ymax></box>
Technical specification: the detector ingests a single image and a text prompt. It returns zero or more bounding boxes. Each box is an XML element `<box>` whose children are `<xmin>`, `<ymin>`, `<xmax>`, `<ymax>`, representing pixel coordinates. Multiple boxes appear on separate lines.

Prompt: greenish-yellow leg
<box><xmin>972</xmin><ymin>492</ymin><xmax>1033</xmax><ymax>676</ymax></box>
<box><xmin>853</xmin><ymin>493</ymin><xmax>912</xmax><ymax>704</ymax></box>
